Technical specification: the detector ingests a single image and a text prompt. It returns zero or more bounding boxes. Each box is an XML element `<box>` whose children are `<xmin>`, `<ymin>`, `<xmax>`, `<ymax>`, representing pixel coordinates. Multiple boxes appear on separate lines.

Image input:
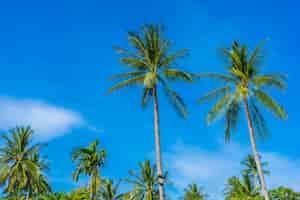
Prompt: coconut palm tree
<box><xmin>98</xmin><ymin>179</ymin><xmax>123</xmax><ymax>200</ymax></box>
<box><xmin>124</xmin><ymin>160</ymin><xmax>159</xmax><ymax>200</ymax></box>
<box><xmin>224</xmin><ymin>173</ymin><xmax>263</xmax><ymax>200</ymax></box>
<box><xmin>183</xmin><ymin>184</ymin><xmax>206</xmax><ymax>200</ymax></box>
<box><xmin>72</xmin><ymin>139</ymin><xmax>106</xmax><ymax>200</ymax></box>
<box><xmin>241</xmin><ymin>155</ymin><xmax>270</xmax><ymax>186</ymax></box>
<box><xmin>107</xmin><ymin>24</ymin><xmax>193</xmax><ymax>200</ymax></box>
<box><xmin>0</xmin><ymin>126</ymin><xmax>48</xmax><ymax>199</ymax></box>
<box><xmin>196</xmin><ymin>41</ymin><xmax>287</xmax><ymax>200</ymax></box>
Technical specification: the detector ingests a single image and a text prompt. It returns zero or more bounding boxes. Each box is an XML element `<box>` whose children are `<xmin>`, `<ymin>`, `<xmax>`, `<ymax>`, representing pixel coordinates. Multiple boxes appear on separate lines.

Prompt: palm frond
<box><xmin>249</xmin><ymin>99</ymin><xmax>269</xmax><ymax>139</ymax></box>
<box><xmin>253</xmin><ymin>74</ymin><xmax>286</xmax><ymax>90</ymax></box>
<box><xmin>141</xmin><ymin>88</ymin><xmax>151</xmax><ymax>108</ymax></box>
<box><xmin>248</xmin><ymin>41</ymin><xmax>265</xmax><ymax>68</ymax></box>
<box><xmin>255</xmin><ymin>89</ymin><xmax>287</xmax><ymax>120</ymax></box>
<box><xmin>120</xmin><ymin>57</ymin><xmax>148</xmax><ymax>70</ymax></box>
<box><xmin>160</xmin><ymin>49</ymin><xmax>189</xmax><ymax>67</ymax></box>
<box><xmin>164</xmin><ymin>69</ymin><xmax>193</xmax><ymax>82</ymax></box>
<box><xmin>113</xmin><ymin>46</ymin><xmax>130</xmax><ymax>54</ymax></box>
<box><xmin>193</xmin><ymin>73</ymin><xmax>237</xmax><ymax>83</ymax></box>
<box><xmin>207</xmin><ymin>94</ymin><xmax>231</xmax><ymax>124</ymax></box>
<box><xmin>196</xmin><ymin>86</ymin><xmax>230</xmax><ymax>104</ymax></box>
<box><xmin>128</xmin><ymin>31</ymin><xmax>146</xmax><ymax>54</ymax></box>
<box><xmin>109</xmin><ymin>71</ymin><xmax>146</xmax><ymax>81</ymax></box>
<box><xmin>107</xmin><ymin>75</ymin><xmax>146</xmax><ymax>94</ymax></box>
<box><xmin>224</xmin><ymin>99</ymin><xmax>240</xmax><ymax>142</ymax></box>
<box><xmin>159</xmin><ymin>77</ymin><xmax>188</xmax><ymax>118</ymax></box>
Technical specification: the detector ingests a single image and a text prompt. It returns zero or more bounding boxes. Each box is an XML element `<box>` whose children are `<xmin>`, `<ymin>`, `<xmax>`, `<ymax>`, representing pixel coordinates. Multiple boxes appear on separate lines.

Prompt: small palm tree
<box><xmin>72</xmin><ymin>139</ymin><xmax>106</xmax><ymax>200</ymax></box>
<box><xmin>241</xmin><ymin>155</ymin><xmax>270</xmax><ymax>186</ymax></box>
<box><xmin>124</xmin><ymin>160</ymin><xmax>159</xmax><ymax>200</ymax></box>
<box><xmin>224</xmin><ymin>173</ymin><xmax>263</xmax><ymax>200</ymax></box>
<box><xmin>196</xmin><ymin>41</ymin><xmax>287</xmax><ymax>200</ymax></box>
<box><xmin>0</xmin><ymin>126</ymin><xmax>48</xmax><ymax>199</ymax></box>
<box><xmin>183</xmin><ymin>184</ymin><xmax>206</xmax><ymax>200</ymax></box>
<box><xmin>107</xmin><ymin>24</ymin><xmax>193</xmax><ymax>200</ymax></box>
<box><xmin>98</xmin><ymin>179</ymin><xmax>123</xmax><ymax>200</ymax></box>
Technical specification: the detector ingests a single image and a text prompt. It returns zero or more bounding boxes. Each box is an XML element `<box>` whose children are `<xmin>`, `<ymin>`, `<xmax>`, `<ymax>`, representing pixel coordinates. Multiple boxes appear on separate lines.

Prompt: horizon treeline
<box><xmin>0</xmin><ymin>24</ymin><xmax>298</xmax><ymax>200</ymax></box>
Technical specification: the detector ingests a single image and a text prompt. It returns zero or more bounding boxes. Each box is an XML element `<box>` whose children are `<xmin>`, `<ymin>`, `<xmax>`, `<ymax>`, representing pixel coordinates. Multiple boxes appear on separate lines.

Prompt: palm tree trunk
<box><xmin>90</xmin><ymin>176</ymin><xmax>96</xmax><ymax>200</ymax></box>
<box><xmin>152</xmin><ymin>85</ymin><xmax>165</xmax><ymax>200</ymax></box>
<box><xmin>243</xmin><ymin>98</ymin><xmax>270</xmax><ymax>200</ymax></box>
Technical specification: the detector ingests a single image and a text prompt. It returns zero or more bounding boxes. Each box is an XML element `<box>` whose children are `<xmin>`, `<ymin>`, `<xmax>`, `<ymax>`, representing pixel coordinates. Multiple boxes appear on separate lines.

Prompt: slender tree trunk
<box><xmin>90</xmin><ymin>176</ymin><xmax>96</xmax><ymax>200</ymax></box>
<box><xmin>243</xmin><ymin>98</ymin><xmax>270</xmax><ymax>200</ymax></box>
<box><xmin>152</xmin><ymin>85</ymin><xmax>165</xmax><ymax>200</ymax></box>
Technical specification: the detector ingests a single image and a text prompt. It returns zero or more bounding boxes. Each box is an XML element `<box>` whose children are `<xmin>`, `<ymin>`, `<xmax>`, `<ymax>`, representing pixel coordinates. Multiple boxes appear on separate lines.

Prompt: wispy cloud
<box><xmin>165</xmin><ymin>141</ymin><xmax>300</xmax><ymax>200</ymax></box>
<box><xmin>0</xmin><ymin>97</ymin><xmax>84</xmax><ymax>141</ymax></box>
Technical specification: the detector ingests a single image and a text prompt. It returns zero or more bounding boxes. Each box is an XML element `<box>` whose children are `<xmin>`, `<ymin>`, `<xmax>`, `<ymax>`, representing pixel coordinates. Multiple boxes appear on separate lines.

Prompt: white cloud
<box><xmin>0</xmin><ymin>97</ymin><xmax>84</xmax><ymax>141</ymax></box>
<box><xmin>165</xmin><ymin>141</ymin><xmax>300</xmax><ymax>200</ymax></box>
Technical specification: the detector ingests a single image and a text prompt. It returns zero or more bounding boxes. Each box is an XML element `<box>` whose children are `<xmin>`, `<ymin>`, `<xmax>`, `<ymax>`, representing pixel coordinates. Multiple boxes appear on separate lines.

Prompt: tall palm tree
<box><xmin>124</xmin><ymin>160</ymin><xmax>159</xmax><ymax>200</ymax></box>
<box><xmin>107</xmin><ymin>24</ymin><xmax>193</xmax><ymax>200</ymax></box>
<box><xmin>196</xmin><ymin>41</ymin><xmax>287</xmax><ymax>200</ymax></box>
<box><xmin>224</xmin><ymin>173</ymin><xmax>263</xmax><ymax>200</ymax></box>
<box><xmin>98</xmin><ymin>179</ymin><xmax>123</xmax><ymax>200</ymax></box>
<box><xmin>183</xmin><ymin>184</ymin><xmax>206</xmax><ymax>200</ymax></box>
<box><xmin>72</xmin><ymin>139</ymin><xmax>106</xmax><ymax>200</ymax></box>
<box><xmin>0</xmin><ymin>126</ymin><xmax>48</xmax><ymax>199</ymax></box>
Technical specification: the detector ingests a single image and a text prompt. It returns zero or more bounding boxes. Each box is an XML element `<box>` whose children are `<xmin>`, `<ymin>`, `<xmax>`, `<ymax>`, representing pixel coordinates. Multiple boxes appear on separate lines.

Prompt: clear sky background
<box><xmin>0</xmin><ymin>0</ymin><xmax>299</xmax><ymax>199</ymax></box>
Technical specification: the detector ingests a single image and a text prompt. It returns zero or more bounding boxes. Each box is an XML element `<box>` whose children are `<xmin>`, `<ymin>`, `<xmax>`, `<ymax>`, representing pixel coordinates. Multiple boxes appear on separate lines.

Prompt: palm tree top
<box><xmin>124</xmin><ymin>160</ymin><xmax>159</xmax><ymax>200</ymax></box>
<box><xmin>224</xmin><ymin>173</ymin><xmax>262</xmax><ymax>200</ymax></box>
<box><xmin>0</xmin><ymin>126</ymin><xmax>50</xmax><ymax>196</ymax></box>
<box><xmin>196</xmin><ymin>41</ymin><xmax>288</xmax><ymax>141</ymax></box>
<box><xmin>241</xmin><ymin>154</ymin><xmax>270</xmax><ymax>178</ymax></box>
<box><xmin>107</xmin><ymin>24</ymin><xmax>193</xmax><ymax>118</ymax></box>
<box><xmin>72</xmin><ymin>139</ymin><xmax>106</xmax><ymax>180</ymax></box>
<box><xmin>184</xmin><ymin>183</ymin><xmax>206</xmax><ymax>200</ymax></box>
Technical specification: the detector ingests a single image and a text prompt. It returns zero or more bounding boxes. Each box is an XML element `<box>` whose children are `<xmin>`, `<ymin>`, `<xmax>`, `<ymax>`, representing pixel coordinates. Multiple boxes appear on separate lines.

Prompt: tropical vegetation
<box><xmin>0</xmin><ymin>24</ymin><xmax>296</xmax><ymax>200</ymax></box>
<box><xmin>196</xmin><ymin>41</ymin><xmax>287</xmax><ymax>200</ymax></box>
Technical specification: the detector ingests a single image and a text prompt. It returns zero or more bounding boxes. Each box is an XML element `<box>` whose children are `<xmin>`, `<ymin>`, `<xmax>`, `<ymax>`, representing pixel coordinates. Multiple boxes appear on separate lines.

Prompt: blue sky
<box><xmin>0</xmin><ymin>0</ymin><xmax>299</xmax><ymax>199</ymax></box>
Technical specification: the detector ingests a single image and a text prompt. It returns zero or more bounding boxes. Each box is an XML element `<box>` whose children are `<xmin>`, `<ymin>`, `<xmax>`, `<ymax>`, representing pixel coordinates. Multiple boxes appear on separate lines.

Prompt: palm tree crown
<box><xmin>183</xmin><ymin>184</ymin><xmax>206</xmax><ymax>200</ymax></box>
<box><xmin>224</xmin><ymin>173</ymin><xmax>263</xmax><ymax>200</ymax></box>
<box><xmin>197</xmin><ymin>41</ymin><xmax>287</xmax><ymax>140</ymax></box>
<box><xmin>241</xmin><ymin>155</ymin><xmax>270</xmax><ymax>181</ymax></box>
<box><xmin>99</xmin><ymin>179</ymin><xmax>123</xmax><ymax>200</ymax></box>
<box><xmin>124</xmin><ymin>160</ymin><xmax>159</xmax><ymax>200</ymax></box>
<box><xmin>72</xmin><ymin>139</ymin><xmax>106</xmax><ymax>200</ymax></box>
<box><xmin>108</xmin><ymin>24</ymin><xmax>192</xmax><ymax>117</ymax></box>
<box><xmin>0</xmin><ymin>126</ymin><xmax>49</xmax><ymax>197</ymax></box>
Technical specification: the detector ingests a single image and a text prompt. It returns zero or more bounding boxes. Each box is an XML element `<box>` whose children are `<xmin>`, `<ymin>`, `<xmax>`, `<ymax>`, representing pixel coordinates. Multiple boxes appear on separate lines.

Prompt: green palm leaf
<box><xmin>193</xmin><ymin>72</ymin><xmax>237</xmax><ymax>83</ymax></box>
<box><xmin>164</xmin><ymin>69</ymin><xmax>193</xmax><ymax>82</ymax></box>
<box><xmin>255</xmin><ymin>89</ymin><xmax>287</xmax><ymax>120</ymax></box>
<box><xmin>196</xmin><ymin>86</ymin><xmax>230</xmax><ymax>104</ymax></box>
<box><xmin>253</xmin><ymin>74</ymin><xmax>286</xmax><ymax>90</ymax></box>
<box><xmin>207</xmin><ymin>94</ymin><xmax>231</xmax><ymax>124</ymax></box>
<box><xmin>160</xmin><ymin>49</ymin><xmax>188</xmax><ymax>67</ymax></box>
<box><xmin>107</xmin><ymin>75</ymin><xmax>146</xmax><ymax>94</ymax></box>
